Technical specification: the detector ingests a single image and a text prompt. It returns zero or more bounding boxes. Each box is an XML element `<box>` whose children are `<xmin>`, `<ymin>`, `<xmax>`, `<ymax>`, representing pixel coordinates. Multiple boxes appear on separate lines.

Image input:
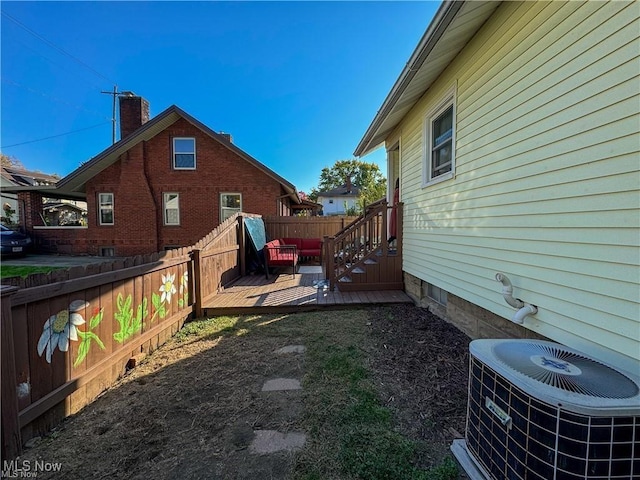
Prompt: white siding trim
<box><xmin>422</xmin><ymin>84</ymin><xmax>457</xmax><ymax>188</ymax></box>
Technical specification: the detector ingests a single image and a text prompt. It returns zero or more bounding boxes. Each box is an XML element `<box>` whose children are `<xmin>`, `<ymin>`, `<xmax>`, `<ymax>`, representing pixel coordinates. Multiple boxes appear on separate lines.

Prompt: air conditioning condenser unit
<box><xmin>452</xmin><ymin>339</ymin><xmax>640</xmax><ymax>480</ymax></box>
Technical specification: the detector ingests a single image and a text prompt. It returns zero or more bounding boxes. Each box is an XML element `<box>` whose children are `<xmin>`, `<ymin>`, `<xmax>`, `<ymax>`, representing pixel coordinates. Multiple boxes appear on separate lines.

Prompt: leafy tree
<box><xmin>309</xmin><ymin>159</ymin><xmax>387</xmax><ymax>213</ymax></box>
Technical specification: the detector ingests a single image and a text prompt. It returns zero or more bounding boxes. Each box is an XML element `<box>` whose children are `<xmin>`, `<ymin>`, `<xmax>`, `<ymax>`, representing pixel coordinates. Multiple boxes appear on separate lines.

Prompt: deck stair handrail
<box><xmin>324</xmin><ymin>199</ymin><xmax>394</xmax><ymax>290</ymax></box>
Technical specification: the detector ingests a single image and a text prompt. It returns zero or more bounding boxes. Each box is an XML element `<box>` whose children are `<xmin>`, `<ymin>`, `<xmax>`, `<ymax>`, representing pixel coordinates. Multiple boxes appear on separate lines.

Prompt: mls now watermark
<box><xmin>2</xmin><ymin>460</ymin><xmax>62</xmax><ymax>478</ymax></box>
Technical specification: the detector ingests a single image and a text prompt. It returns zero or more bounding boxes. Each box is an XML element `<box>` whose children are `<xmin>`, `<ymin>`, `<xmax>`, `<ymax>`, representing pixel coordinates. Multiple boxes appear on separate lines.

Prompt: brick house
<box><xmin>10</xmin><ymin>95</ymin><xmax>301</xmax><ymax>256</ymax></box>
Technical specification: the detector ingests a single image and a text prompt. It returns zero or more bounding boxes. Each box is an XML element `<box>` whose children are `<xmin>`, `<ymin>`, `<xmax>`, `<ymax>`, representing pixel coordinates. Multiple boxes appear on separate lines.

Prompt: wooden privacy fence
<box><xmin>1</xmin><ymin>250</ymin><xmax>193</xmax><ymax>461</ymax></box>
<box><xmin>263</xmin><ymin>215</ymin><xmax>359</xmax><ymax>240</ymax></box>
<box><xmin>190</xmin><ymin>213</ymin><xmax>260</xmax><ymax>317</ymax></box>
<box><xmin>0</xmin><ymin>213</ymin><xmax>257</xmax><ymax>460</ymax></box>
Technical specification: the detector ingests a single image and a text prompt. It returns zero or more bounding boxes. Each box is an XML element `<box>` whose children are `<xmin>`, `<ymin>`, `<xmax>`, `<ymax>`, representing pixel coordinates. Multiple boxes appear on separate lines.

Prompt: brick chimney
<box><xmin>119</xmin><ymin>94</ymin><xmax>150</xmax><ymax>139</ymax></box>
<box><xmin>218</xmin><ymin>132</ymin><xmax>233</xmax><ymax>143</ymax></box>
<box><xmin>345</xmin><ymin>176</ymin><xmax>352</xmax><ymax>193</ymax></box>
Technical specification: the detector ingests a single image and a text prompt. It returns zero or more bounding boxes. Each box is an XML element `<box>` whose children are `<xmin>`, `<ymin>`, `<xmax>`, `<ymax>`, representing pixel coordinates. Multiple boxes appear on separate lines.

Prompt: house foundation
<box><xmin>403</xmin><ymin>271</ymin><xmax>548</xmax><ymax>342</ymax></box>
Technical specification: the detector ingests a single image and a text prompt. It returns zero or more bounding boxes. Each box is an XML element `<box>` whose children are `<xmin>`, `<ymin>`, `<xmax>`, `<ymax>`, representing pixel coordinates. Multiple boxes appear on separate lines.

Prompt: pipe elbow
<box><xmin>495</xmin><ymin>273</ymin><xmax>524</xmax><ymax>309</ymax></box>
<box><xmin>513</xmin><ymin>304</ymin><xmax>537</xmax><ymax>324</ymax></box>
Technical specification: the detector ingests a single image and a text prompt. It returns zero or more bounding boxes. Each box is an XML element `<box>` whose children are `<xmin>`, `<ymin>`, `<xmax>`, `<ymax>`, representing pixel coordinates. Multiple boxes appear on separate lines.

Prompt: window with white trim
<box><xmin>220</xmin><ymin>193</ymin><xmax>241</xmax><ymax>221</ymax></box>
<box><xmin>424</xmin><ymin>88</ymin><xmax>456</xmax><ymax>186</ymax></box>
<box><xmin>163</xmin><ymin>193</ymin><xmax>180</xmax><ymax>225</ymax></box>
<box><xmin>98</xmin><ymin>193</ymin><xmax>114</xmax><ymax>225</ymax></box>
<box><xmin>173</xmin><ymin>137</ymin><xmax>196</xmax><ymax>169</ymax></box>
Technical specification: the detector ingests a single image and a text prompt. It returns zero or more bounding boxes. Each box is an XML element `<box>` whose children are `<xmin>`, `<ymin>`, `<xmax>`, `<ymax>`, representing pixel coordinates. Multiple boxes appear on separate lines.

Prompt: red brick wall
<box><xmin>119</xmin><ymin>96</ymin><xmax>150</xmax><ymax>139</ymax></box>
<box><xmin>17</xmin><ymin>192</ymin><xmax>44</xmax><ymax>230</ymax></box>
<box><xmin>83</xmin><ymin>118</ymin><xmax>290</xmax><ymax>256</ymax></box>
<box><xmin>32</xmin><ymin>227</ymin><xmax>89</xmax><ymax>254</ymax></box>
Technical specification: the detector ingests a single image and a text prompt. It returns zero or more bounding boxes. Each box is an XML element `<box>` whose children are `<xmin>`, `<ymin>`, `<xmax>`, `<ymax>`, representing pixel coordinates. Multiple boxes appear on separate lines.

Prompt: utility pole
<box><xmin>101</xmin><ymin>85</ymin><xmax>119</xmax><ymax>144</ymax></box>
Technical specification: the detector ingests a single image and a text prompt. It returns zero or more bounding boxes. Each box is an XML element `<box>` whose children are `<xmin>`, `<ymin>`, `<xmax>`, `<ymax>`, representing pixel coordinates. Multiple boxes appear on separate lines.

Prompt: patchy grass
<box><xmin>293</xmin><ymin>310</ymin><xmax>459</xmax><ymax>480</ymax></box>
<box><xmin>165</xmin><ymin>310</ymin><xmax>461</xmax><ymax>479</ymax></box>
<box><xmin>0</xmin><ymin>265</ymin><xmax>65</xmax><ymax>278</ymax></box>
<box><xmin>17</xmin><ymin>307</ymin><xmax>467</xmax><ymax>480</ymax></box>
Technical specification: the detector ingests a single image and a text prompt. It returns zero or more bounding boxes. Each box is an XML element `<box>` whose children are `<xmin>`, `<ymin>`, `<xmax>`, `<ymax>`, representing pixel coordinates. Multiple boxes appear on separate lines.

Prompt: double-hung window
<box><xmin>220</xmin><ymin>193</ymin><xmax>242</xmax><ymax>221</ymax></box>
<box><xmin>163</xmin><ymin>193</ymin><xmax>180</xmax><ymax>225</ymax></box>
<box><xmin>98</xmin><ymin>193</ymin><xmax>114</xmax><ymax>225</ymax></box>
<box><xmin>173</xmin><ymin>137</ymin><xmax>196</xmax><ymax>169</ymax></box>
<box><xmin>424</xmin><ymin>87</ymin><xmax>456</xmax><ymax>186</ymax></box>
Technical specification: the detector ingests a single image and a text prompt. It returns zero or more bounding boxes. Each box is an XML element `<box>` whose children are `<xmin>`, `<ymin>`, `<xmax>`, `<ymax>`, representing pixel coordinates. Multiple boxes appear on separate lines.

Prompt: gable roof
<box><xmin>354</xmin><ymin>0</ymin><xmax>501</xmax><ymax>157</ymax></box>
<box><xmin>316</xmin><ymin>184</ymin><xmax>361</xmax><ymax>198</ymax></box>
<box><xmin>4</xmin><ymin>105</ymin><xmax>301</xmax><ymax>203</ymax></box>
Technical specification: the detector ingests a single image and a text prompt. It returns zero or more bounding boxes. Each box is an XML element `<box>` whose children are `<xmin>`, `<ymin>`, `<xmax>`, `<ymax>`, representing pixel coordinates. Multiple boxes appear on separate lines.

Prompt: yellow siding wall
<box><xmin>397</xmin><ymin>1</ymin><xmax>639</xmax><ymax>374</ymax></box>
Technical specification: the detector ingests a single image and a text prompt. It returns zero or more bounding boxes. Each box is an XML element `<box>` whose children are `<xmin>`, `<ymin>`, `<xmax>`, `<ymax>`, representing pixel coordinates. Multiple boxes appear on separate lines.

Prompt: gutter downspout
<box><xmin>495</xmin><ymin>273</ymin><xmax>538</xmax><ymax>324</ymax></box>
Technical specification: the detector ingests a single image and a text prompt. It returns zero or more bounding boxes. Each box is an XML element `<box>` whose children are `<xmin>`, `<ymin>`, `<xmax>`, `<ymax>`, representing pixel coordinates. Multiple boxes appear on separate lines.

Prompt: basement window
<box><xmin>100</xmin><ymin>247</ymin><xmax>116</xmax><ymax>257</ymax></box>
<box><xmin>427</xmin><ymin>284</ymin><xmax>448</xmax><ymax>306</ymax></box>
<box><xmin>173</xmin><ymin>137</ymin><xmax>196</xmax><ymax>169</ymax></box>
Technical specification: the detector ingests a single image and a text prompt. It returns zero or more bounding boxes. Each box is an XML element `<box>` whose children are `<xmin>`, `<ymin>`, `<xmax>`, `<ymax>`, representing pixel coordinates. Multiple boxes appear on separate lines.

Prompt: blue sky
<box><xmin>1</xmin><ymin>1</ymin><xmax>438</xmax><ymax>193</ymax></box>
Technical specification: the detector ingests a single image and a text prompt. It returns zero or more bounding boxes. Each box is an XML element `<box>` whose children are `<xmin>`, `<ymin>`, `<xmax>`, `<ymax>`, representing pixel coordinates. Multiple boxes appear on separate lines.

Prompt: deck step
<box><xmin>376</xmin><ymin>249</ymin><xmax>398</xmax><ymax>256</ymax></box>
<box><xmin>364</xmin><ymin>259</ymin><xmax>378</xmax><ymax>265</ymax></box>
<box><xmin>338</xmin><ymin>276</ymin><xmax>352</xmax><ymax>283</ymax></box>
<box><xmin>351</xmin><ymin>267</ymin><xmax>365</xmax><ymax>274</ymax></box>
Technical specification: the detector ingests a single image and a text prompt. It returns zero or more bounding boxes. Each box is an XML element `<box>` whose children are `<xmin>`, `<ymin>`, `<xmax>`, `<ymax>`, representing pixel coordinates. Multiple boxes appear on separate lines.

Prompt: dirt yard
<box><xmin>17</xmin><ymin>304</ymin><xmax>471</xmax><ymax>479</ymax></box>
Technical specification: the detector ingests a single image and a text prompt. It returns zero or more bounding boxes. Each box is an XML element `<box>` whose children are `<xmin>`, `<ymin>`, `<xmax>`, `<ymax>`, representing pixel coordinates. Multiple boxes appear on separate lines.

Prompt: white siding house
<box><xmin>355</xmin><ymin>1</ymin><xmax>639</xmax><ymax>375</ymax></box>
<box><xmin>317</xmin><ymin>184</ymin><xmax>361</xmax><ymax>216</ymax></box>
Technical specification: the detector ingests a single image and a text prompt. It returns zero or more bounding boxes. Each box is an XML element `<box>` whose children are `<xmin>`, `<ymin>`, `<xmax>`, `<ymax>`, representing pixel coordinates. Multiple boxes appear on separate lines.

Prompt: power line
<box><xmin>1</xmin><ymin>10</ymin><xmax>116</xmax><ymax>84</ymax></box>
<box><xmin>1</xmin><ymin>122</ymin><xmax>111</xmax><ymax>149</ymax></box>
<box><xmin>1</xmin><ymin>77</ymin><xmax>111</xmax><ymax>121</ymax></box>
<box><xmin>11</xmin><ymin>35</ymin><xmax>105</xmax><ymax>92</ymax></box>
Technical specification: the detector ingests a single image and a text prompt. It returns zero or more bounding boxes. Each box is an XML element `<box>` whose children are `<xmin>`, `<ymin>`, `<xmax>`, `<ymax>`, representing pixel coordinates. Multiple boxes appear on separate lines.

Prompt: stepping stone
<box><xmin>274</xmin><ymin>345</ymin><xmax>306</xmax><ymax>354</ymax></box>
<box><xmin>249</xmin><ymin>430</ymin><xmax>306</xmax><ymax>454</ymax></box>
<box><xmin>261</xmin><ymin>378</ymin><xmax>302</xmax><ymax>391</ymax></box>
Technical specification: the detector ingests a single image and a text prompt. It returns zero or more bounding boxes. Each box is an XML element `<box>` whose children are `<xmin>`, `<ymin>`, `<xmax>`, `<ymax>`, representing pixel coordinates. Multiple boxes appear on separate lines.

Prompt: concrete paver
<box><xmin>261</xmin><ymin>378</ymin><xmax>302</xmax><ymax>391</ymax></box>
<box><xmin>249</xmin><ymin>430</ymin><xmax>306</xmax><ymax>454</ymax></box>
<box><xmin>274</xmin><ymin>345</ymin><xmax>306</xmax><ymax>355</ymax></box>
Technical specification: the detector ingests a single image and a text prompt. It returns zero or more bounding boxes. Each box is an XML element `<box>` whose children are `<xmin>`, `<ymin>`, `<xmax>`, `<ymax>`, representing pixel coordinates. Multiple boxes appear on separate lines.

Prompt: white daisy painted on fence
<box><xmin>179</xmin><ymin>271</ymin><xmax>188</xmax><ymax>294</ymax></box>
<box><xmin>159</xmin><ymin>273</ymin><xmax>177</xmax><ymax>304</ymax></box>
<box><xmin>37</xmin><ymin>300</ymin><xmax>88</xmax><ymax>363</ymax></box>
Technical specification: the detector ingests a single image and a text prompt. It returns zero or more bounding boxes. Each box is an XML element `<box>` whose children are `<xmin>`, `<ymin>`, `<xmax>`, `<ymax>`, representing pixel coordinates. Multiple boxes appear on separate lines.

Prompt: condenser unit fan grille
<box><xmin>466</xmin><ymin>355</ymin><xmax>639</xmax><ymax>480</ymax></box>
<box><xmin>492</xmin><ymin>341</ymin><xmax>639</xmax><ymax>399</ymax></box>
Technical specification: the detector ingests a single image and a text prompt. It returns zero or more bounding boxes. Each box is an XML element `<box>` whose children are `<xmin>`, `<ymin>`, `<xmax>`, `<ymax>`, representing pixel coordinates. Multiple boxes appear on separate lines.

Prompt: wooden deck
<box><xmin>203</xmin><ymin>266</ymin><xmax>412</xmax><ymax>315</ymax></box>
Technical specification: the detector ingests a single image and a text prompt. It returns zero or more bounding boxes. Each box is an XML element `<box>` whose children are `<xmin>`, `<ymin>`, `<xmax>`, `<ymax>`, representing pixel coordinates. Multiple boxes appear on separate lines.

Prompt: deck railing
<box><xmin>324</xmin><ymin>200</ymin><xmax>403</xmax><ymax>291</ymax></box>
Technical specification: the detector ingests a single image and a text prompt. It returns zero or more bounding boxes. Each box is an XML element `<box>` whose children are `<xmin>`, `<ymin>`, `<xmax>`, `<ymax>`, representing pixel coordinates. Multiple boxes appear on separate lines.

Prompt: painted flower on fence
<box><xmin>178</xmin><ymin>271</ymin><xmax>189</xmax><ymax>308</ymax></box>
<box><xmin>159</xmin><ymin>273</ymin><xmax>177</xmax><ymax>304</ymax></box>
<box><xmin>74</xmin><ymin>307</ymin><xmax>105</xmax><ymax>367</ymax></box>
<box><xmin>37</xmin><ymin>300</ymin><xmax>105</xmax><ymax>366</ymax></box>
<box><xmin>37</xmin><ymin>300</ymin><xmax>88</xmax><ymax>363</ymax></box>
<box><xmin>113</xmin><ymin>293</ymin><xmax>147</xmax><ymax>343</ymax></box>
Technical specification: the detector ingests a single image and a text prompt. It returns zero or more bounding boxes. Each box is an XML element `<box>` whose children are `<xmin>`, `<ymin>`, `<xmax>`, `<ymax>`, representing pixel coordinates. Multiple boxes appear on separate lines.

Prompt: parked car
<box><xmin>0</xmin><ymin>225</ymin><xmax>32</xmax><ymax>257</ymax></box>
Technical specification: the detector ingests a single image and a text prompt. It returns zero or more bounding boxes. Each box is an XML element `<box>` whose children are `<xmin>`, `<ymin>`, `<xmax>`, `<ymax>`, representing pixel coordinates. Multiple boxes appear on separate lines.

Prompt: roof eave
<box><xmin>354</xmin><ymin>1</ymin><xmax>500</xmax><ymax>158</ymax></box>
<box><xmin>354</xmin><ymin>0</ymin><xmax>462</xmax><ymax>157</ymax></box>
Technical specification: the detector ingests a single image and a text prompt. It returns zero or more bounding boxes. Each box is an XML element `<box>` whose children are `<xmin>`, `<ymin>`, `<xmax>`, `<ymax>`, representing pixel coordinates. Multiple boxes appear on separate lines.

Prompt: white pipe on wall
<box><xmin>513</xmin><ymin>304</ymin><xmax>538</xmax><ymax>324</ymax></box>
<box><xmin>495</xmin><ymin>273</ymin><xmax>524</xmax><ymax>309</ymax></box>
<box><xmin>495</xmin><ymin>273</ymin><xmax>538</xmax><ymax>324</ymax></box>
